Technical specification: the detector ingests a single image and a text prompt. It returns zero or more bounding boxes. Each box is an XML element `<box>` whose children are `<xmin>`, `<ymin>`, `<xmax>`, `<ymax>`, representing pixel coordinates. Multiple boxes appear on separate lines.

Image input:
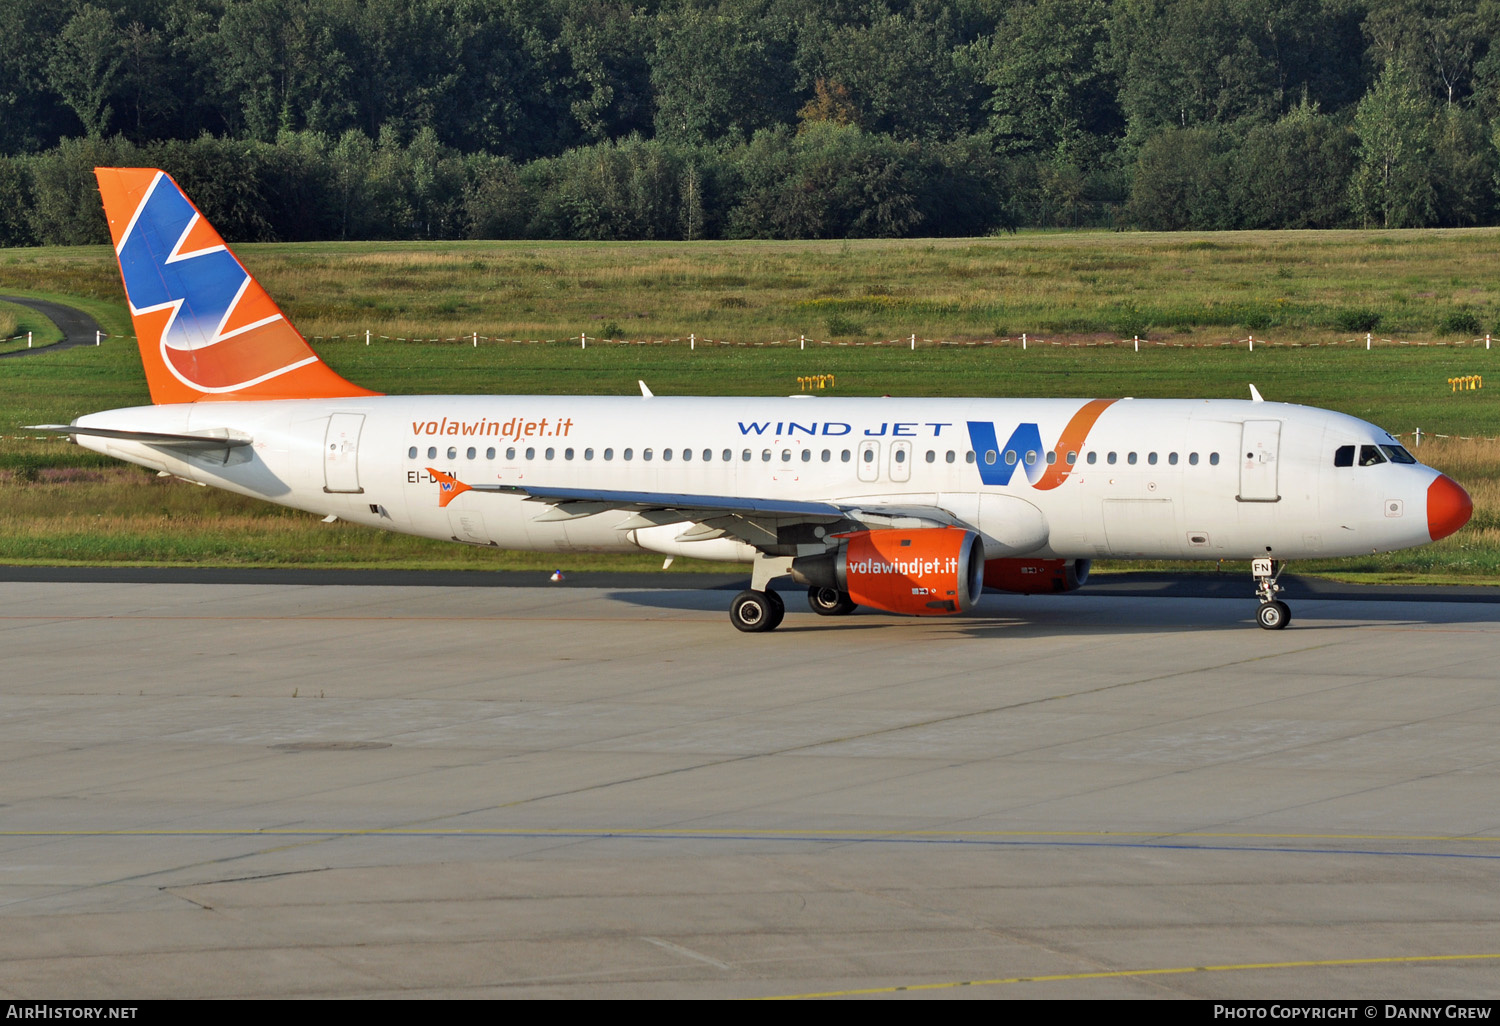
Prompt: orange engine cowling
<box><xmin>791</xmin><ymin>527</ymin><xmax>984</xmax><ymax>616</ymax></box>
<box><xmin>983</xmin><ymin>558</ymin><xmax>1090</xmax><ymax>594</ymax></box>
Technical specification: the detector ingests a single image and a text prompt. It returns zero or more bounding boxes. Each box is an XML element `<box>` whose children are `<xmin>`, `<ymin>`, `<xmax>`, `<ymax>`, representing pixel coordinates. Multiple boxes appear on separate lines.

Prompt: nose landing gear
<box><xmin>1252</xmin><ymin>557</ymin><xmax>1291</xmax><ymax>630</ymax></box>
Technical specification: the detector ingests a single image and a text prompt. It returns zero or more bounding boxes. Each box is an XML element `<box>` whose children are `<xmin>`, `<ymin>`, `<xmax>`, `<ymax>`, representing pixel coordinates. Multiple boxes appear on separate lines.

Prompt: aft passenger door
<box><xmin>323</xmin><ymin>413</ymin><xmax>365</xmax><ymax>493</ymax></box>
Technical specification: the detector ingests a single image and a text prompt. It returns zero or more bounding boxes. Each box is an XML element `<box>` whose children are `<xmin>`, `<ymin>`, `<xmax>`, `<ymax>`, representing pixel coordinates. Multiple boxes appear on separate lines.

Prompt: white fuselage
<box><xmin>73</xmin><ymin>394</ymin><xmax>1447</xmax><ymax>564</ymax></box>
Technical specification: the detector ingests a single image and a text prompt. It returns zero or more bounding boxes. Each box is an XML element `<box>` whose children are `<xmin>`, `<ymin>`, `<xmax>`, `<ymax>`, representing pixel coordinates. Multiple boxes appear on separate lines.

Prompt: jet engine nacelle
<box><xmin>791</xmin><ymin>527</ymin><xmax>984</xmax><ymax>615</ymax></box>
<box><xmin>983</xmin><ymin>558</ymin><xmax>1090</xmax><ymax>594</ymax></box>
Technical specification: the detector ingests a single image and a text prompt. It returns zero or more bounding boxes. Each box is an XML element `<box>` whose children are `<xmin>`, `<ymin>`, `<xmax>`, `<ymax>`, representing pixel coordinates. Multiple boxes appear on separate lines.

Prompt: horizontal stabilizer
<box><xmin>29</xmin><ymin>424</ymin><xmax>252</xmax><ymax>449</ymax></box>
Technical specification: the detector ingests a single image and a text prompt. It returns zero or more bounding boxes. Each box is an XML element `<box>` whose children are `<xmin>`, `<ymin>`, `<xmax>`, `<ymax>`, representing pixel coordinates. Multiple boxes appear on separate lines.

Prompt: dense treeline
<box><xmin>2</xmin><ymin>0</ymin><xmax>1499</xmax><ymax>245</ymax></box>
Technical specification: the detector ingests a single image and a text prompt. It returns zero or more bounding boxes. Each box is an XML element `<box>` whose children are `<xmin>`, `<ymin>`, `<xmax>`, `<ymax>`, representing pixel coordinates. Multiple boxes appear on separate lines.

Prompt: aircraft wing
<box><xmin>426</xmin><ymin>469</ymin><xmax>965</xmax><ymax>548</ymax></box>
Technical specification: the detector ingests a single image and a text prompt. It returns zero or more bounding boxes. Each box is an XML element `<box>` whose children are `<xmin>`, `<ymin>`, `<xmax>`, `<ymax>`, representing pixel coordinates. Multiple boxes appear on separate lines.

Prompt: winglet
<box><xmin>428</xmin><ymin>468</ymin><xmax>472</xmax><ymax>508</ymax></box>
<box><xmin>95</xmin><ymin>167</ymin><xmax>378</xmax><ymax>404</ymax></box>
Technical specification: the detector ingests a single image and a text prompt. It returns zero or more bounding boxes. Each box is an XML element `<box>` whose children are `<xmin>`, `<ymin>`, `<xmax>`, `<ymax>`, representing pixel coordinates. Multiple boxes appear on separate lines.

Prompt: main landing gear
<box><xmin>807</xmin><ymin>586</ymin><xmax>858</xmax><ymax>616</ymax></box>
<box><xmin>1252</xmin><ymin>557</ymin><xmax>1291</xmax><ymax>630</ymax></box>
<box><xmin>730</xmin><ymin>589</ymin><xmax>785</xmax><ymax>633</ymax></box>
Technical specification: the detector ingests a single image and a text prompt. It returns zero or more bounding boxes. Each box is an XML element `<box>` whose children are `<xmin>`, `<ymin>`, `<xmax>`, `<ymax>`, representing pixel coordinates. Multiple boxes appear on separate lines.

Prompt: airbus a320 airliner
<box><xmin>39</xmin><ymin>168</ymin><xmax>1473</xmax><ymax>632</ymax></box>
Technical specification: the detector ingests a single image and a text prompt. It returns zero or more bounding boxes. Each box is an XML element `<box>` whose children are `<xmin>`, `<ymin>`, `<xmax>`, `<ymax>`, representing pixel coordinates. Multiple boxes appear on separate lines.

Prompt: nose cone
<box><xmin>1427</xmin><ymin>474</ymin><xmax>1473</xmax><ymax>541</ymax></box>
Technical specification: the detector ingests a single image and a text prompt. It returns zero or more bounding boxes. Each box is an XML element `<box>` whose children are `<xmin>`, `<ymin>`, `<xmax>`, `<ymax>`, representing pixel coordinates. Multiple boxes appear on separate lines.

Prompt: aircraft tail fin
<box><xmin>94</xmin><ymin>167</ymin><xmax>378</xmax><ymax>404</ymax></box>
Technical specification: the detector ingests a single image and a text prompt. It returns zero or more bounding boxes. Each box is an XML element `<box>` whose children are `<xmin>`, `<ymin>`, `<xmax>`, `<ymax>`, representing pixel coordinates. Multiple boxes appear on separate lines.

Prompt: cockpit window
<box><xmin>1334</xmin><ymin>445</ymin><xmax>1354</xmax><ymax>467</ymax></box>
<box><xmin>1381</xmin><ymin>444</ymin><xmax>1417</xmax><ymax>464</ymax></box>
<box><xmin>1359</xmin><ymin>444</ymin><xmax>1387</xmax><ymax>466</ymax></box>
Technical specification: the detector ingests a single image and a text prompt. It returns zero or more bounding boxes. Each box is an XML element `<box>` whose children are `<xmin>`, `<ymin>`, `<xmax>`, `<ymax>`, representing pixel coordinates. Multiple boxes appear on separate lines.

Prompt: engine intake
<box><xmin>792</xmin><ymin>527</ymin><xmax>984</xmax><ymax>616</ymax></box>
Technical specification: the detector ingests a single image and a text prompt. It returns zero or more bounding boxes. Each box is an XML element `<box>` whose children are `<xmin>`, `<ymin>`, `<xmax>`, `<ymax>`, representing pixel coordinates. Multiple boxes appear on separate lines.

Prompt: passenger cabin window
<box><xmin>802</xmin><ymin>449</ymin><xmax>812</xmax><ymax>462</ymax></box>
<box><xmin>1189</xmin><ymin>452</ymin><xmax>1199</xmax><ymax>465</ymax></box>
<box><xmin>408</xmin><ymin>446</ymin><xmax>417</xmax><ymax>459</ymax></box>
<box><xmin>506</xmin><ymin>447</ymin><xmax>516</xmax><ymax>460</ymax></box>
<box><xmin>427</xmin><ymin>446</ymin><xmax>437</xmax><ymax>460</ymax></box>
<box><xmin>447</xmin><ymin>446</ymin><xmax>457</xmax><ymax>460</ymax></box>
<box><xmin>486</xmin><ymin>447</ymin><xmax>496</xmax><ymax>460</ymax></box>
<box><xmin>1209</xmin><ymin>453</ymin><xmax>1220</xmax><ymax>466</ymax></box>
<box><xmin>1086</xmin><ymin>452</ymin><xmax>1097</xmax><ymax>465</ymax></box>
<box><xmin>466</xmin><ymin>447</ymin><xmax>476</xmax><ymax>460</ymax></box>
<box><xmin>603</xmin><ymin>448</ymin><xmax>613</xmax><ymax>461</ymax></box>
<box><xmin>1334</xmin><ymin>445</ymin><xmax>1355</xmax><ymax>467</ymax></box>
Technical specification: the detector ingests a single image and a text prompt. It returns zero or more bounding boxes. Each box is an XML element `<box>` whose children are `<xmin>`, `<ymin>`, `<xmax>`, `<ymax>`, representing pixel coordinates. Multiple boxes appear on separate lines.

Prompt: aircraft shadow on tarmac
<box><xmin>606</xmin><ymin>587</ymin><xmax>1462</xmax><ymax>635</ymax></box>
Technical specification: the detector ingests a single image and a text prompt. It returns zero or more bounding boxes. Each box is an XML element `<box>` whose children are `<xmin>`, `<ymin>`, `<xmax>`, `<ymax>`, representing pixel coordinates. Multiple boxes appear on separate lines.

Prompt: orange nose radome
<box><xmin>1427</xmin><ymin>474</ymin><xmax>1473</xmax><ymax>541</ymax></box>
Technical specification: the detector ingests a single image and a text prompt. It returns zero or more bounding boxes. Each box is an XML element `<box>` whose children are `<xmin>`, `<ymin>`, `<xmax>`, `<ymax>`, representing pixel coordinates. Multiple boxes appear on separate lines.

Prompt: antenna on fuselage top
<box><xmin>639</xmin><ymin>380</ymin><xmax>654</xmax><ymax>398</ymax></box>
<box><xmin>1249</xmin><ymin>384</ymin><xmax>1265</xmax><ymax>402</ymax></box>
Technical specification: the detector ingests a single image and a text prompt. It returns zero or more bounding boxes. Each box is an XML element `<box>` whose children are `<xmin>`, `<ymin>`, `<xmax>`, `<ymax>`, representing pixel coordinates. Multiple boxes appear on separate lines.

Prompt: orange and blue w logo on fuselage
<box><xmin>967</xmin><ymin>398</ymin><xmax>1117</xmax><ymax>490</ymax></box>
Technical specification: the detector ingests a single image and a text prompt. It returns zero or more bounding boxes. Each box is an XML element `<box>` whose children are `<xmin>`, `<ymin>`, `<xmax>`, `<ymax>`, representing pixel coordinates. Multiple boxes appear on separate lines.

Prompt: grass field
<box><xmin>2</xmin><ymin>228</ymin><xmax>1498</xmax><ymax>581</ymax></box>
<box><xmin>0</xmin><ymin>299</ymin><xmax>65</xmax><ymax>355</ymax></box>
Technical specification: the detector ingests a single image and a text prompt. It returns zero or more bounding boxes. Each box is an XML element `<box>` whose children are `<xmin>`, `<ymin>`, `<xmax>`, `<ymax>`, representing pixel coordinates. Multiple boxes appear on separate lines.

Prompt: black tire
<box><xmin>807</xmin><ymin>586</ymin><xmax>857</xmax><ymax>616</ymax></box>
<box><xmin>764</xmin><ymin>588</ymin><xmax>786</xmax><ymax>630</ymax></box>
<box><xmin>731</xmin><ymin>589</ymin><xmax>781</xmax><ymax>633</ymax></box>
<box><xmin>1256</xmin><ymin>600</ymin><xmax>1291</xmax><ymax>630</ymax></box>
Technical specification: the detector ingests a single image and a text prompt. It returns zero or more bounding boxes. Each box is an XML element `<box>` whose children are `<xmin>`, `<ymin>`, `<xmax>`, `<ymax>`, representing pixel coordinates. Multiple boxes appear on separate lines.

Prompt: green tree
<box><xmin>1429</xmin><ymin>103</ymin><xmax>1496</xmax><ymax>224</ymax></box>
<box><xmin>1351</xmin><ymin>60</ymin><xmax>1440</xmax><ymax>227</ymax></box>
<box><xmin>0</xmin><ymin>0</ymin><xmax>79</xmax><ymax>151</ymax></box>
<box><xmin>1363</xmin><ymin>0</ymin><xmax>1499</xmax><ymax>108</ymax></box>
<box><xmin>217</xmin><ymin>0</ymin><xmax>353</xmax><ymax>140</ymax></box>
<box><xmin>46</xmin><ymin>4</ymin><xmax>127</xmax><ymax>137</ymax></box>
<box><xmin>650</xmin><ymin>4</ymin><xmax>798</xmax><ymax>145</ymax></box>
<box><xmin>1110</xmin><ymin>0</ymin><xmax>1366</xmax><ymax>148</ymax></box>
<box><xmin>1232</xmin><ymin>100</ymin><xmax>1357</xmax><ymax>228</ymax></box>
<box><xmin>800</xmin><ymin>2</ymin><xmax>981</xmax><ymax>141</ymax></box>
<box><xmin>1125</xmin><ymin>126</ymin><xmax>1234</xmax><ymax>229</ymax></box>
<box><xmin>983</xmin><ymin>0</ymin><xmax>1120</xmax><ymax>161</ymax></box>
